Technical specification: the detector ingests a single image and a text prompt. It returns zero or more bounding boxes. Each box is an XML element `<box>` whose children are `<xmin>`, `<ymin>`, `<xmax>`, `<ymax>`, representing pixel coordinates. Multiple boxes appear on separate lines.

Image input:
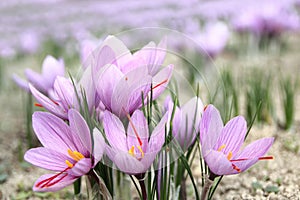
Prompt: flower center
<box><xmin>65</xmin><ymin>149</ymin><xmax>85</xmax><ymax>168</ymax></box>
<box><xmin>217</xmin><ymin>144</ymin><xmax>240</xmax><ymax>172</ymax></box>
<box><xmin>128</xmin><ymin>145</ymin><xmax>145</xmax><ymax>160</ymax></box>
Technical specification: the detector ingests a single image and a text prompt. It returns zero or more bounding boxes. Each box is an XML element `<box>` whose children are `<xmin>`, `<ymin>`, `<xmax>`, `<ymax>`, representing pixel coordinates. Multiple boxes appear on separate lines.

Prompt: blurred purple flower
<box><xmin>165</xmin><ymin>96</ymin><xmax>204</xmax><ymax>151</ymax></box>
<box><xmin>13</xmin><ymin>55</ymin><xmax>65</xmax><ymax>94</ymax></box>
<box><xmin>20</xmin><ymin>31</ymin><xmax>40</xmax><ymax>54</ymax></box>
<box><xmin>102</xmin><ymin>110</ymin><xmax>168</xmax><ymax>175</ymax></box>
<box><xmin>232</xmin><ymin>2</ymin><xmax>300</xmax><ymax>37</ymax></box>
<box><xmin>193</xmin><ymin>21</ymin><xmax>230</xmax><ymax>59</ymax></box>
<box><xmin>200</xmin><ymin>105</ymin><xmax>274</xmax><ymax>176</ymax></box>
<box><xmin>24</xmin><ymin>109</ymin><xmax>105</xmax><ymax>192</ymax></box>
<box><xmin>92</xmin><ymin>36</ymin><xmax>173</xmax><ymax>118</ymax></box>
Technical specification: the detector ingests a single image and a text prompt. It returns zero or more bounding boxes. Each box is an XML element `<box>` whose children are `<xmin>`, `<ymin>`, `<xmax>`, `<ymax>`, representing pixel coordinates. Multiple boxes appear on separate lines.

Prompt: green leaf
<box><xmin>0</xmin><ymin>173</ymin><xmax>8</xmax><ymax>184</ymax></box>
<box><xmin>251</xmin><ymin>181</ymin><xmax>263</xmax><ymax>190</ymax></box>
<box><xmin>264</xmin><ymin>185</ymin><xmax>279</xmax><ymax>193</ymax></box>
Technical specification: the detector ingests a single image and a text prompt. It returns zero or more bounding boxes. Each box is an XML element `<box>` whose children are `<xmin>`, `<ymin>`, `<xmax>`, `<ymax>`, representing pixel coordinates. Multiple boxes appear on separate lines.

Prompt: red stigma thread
<box><xmin>152</xmin><ymin>79</ymin><xmax>168</xmax><ymax>90</ymax></box>
<box><xmin>35</xmin><ymin>167</ymin><xmax>70</xmax><ymax>188</ymax></box>
<box><xmin>123</xmin><ymin>108</ymin><xmax>143</xmax><ymax>146</ymax></box>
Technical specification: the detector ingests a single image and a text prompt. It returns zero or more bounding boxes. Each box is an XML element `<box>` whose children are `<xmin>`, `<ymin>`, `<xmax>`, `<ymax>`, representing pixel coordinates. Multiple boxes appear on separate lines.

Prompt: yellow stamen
<box><xmin>227</xmin><ymin>152</ymin><xmax>233</xmax><ymax>160</ymax></box>
<box><xmin>65</xmin><ymin>160</ymin><xmax>74</xmax><ymax>168</ymax></box>
<box><xmin>68</xmin><ymin>149</ymin><xmax>85</xmax><ymax>162</ymax></box>
<box><xmin>217</xmin><ymin>144</ymin><xmax>226</xmax><ymax>152</ymax></box>
<box><xmin>128</xmin><ymin>146</ymin><xmax>135</xmax><ymax>156</ymax></box>
<box><xmin>137</xmin><ymin>145</ymin><xmax>145</xmax><ymax>158</ymax></box>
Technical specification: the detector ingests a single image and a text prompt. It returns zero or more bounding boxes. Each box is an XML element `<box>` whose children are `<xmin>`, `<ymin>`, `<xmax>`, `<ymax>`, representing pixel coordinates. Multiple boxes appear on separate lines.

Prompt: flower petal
<box><xmin>24</xmin><ymin>147</ymin><xmax>69</xmax><ymax>171</ymax></box>
<box><xmin>233</xmin><ymin>137</ymin><xmax>274</xmax><ymax>172</ymax></box>
<box><xmin>127</xmin><ymin>110</ymin><xmax>149</xmax><ymax>152</ymax></box>
<box><xmin>148</xmin><ymin>112</ymin><xmax>168</xmax><ymax>152</ymax></box>
<box><xmin>33</xmin><ymin>173</ymin><xmax>77</xmax><ymax>192</ymax></box>
<box><xmin>52</xmin><ymin>76</ymin><xmax>74</xmax><ymax>112</ymax></box>
<box><xmin>68</xmin><ymin>109</ymin><xmax>91</xmax><ymax>155</ymax></box>
<box><xmin>215</xmin><ymin>116</ymin><xmax>247</xmax><ymax>155</ymax></box>
<box><xmin>32</xmin><ymin>111</ymin><xmax>76</xmax><ymax>154</ymax></box>
<box><xmin>151</xmin><ymin>64</ymin><xmax>173</xmax><ymax>100</ymax></box>
<box><xmin>25</xmin><ymin>69</ymin><xmax>48</xmax><ymax>93</ymax></box>
<box><xmin>176</xmin><ymin>97</ymin><xmax>203</xmax><ymax>151</ymax></box>
<box><xmin>200</xmin><ymin>105</ymin><xmax>223</xmax><ymax>156</ymax></box>
<box><xmin>41</xmin><ymin>55</ymin><xmax>65</xmax><ymax>88</ymax></box>
<box><xmin>93</xmin><ymin>45</ymin><xmax>116</xmax><ymax>72</ymax></box>
<box><xmin>68</xmin><ymin>158</ymin><xmax>92</xmax><ymax>177</ymax></box>
<box><xmin>92</xmin><ymin>128</ymin><xmax>106</xmax><ymax>167</ymax></box>
<box><xmin>30</xmin><ymin>84</ymin><xmax>68</xmax><ymax>119</ymax></box>
<box><xmin>102</xmin><ymin>111</ymin><xmax>127</xmax><ymax>152</ymax></box>
<box><xmin>12</xmin><ymin>74</ymin><xmax>30</xmax><ymax>92</ymax></box>
<box><xmin>204</xmin><ymin>150</ymin><xmax>236</xmax><ymax>175</ymax></box>
<box><xmin>94</xmin><ymin>64</ymin><xmax>123</xmax><ymax>110</ymax></box>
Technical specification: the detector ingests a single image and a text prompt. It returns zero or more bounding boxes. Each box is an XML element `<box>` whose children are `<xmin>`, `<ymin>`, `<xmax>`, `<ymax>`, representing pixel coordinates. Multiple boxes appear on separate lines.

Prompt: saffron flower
<box><xmin>200</xmin><ymin>105</ymin><xmax>274</xmax><ymax>176</ymax></box>
<box><xmin>30</xmin><ymin>67</ymin><xmax>98</xmax><ymax>120</ymax></box>
<box><xmin>102</xmin><ymin>110</ymin><xmax>168</xmax><ymax>174</ymax></box>
<box><xmin>92</xmin><ymin>36</ymin><xmax>173</xmax><ymax>118</ymax></box>
<box><xmin>24</xmin><ymin>109</ymin><xmax>105</xmax><ymax>192</ymax></box>
<box><xmin>13</xmin><ymin>55</ymin><xmax>65</xmax><ymax>94</ymax></box>
<box><xmin>165</xmin><ymin>96</ymin><xmax>204</xmax><ymax>151</ymax></box>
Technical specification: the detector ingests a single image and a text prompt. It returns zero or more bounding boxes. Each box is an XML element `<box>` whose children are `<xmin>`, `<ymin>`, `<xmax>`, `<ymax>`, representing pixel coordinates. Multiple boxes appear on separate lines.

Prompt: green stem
<box><xmin>139</xmin><ymin>179</ymin><xmax>147</xmax><ymax>200</ymax></box>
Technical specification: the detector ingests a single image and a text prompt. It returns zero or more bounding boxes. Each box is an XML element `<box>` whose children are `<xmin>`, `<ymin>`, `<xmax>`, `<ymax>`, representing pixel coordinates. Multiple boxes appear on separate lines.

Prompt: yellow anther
<box><xmin>227</xmin><ymin>152</ymin><xmax>233</xmax><ymax>160</ymax></box>
<box><xmin>137</xmin><ymin>145</ymin><xmax>144</xmax><ymax>158</ymax></box>
<box><xmin>67</xmin><ymin>149</ymin><xmax>85</xmax><ymax>162</ymax></box>
<box><xmin>65</xmin><ymin>160</ymin><xmax>74</xmax><ymax>168</ymax></box>
<box><xmin>217</xmin><ymin>144</ymin><xmax>226</xmax><ymax>152</ymax></box>
<box><xmin>128</xmin><ymin>146</ymin><xmax>135</xmax><ymax>156</ymax></box>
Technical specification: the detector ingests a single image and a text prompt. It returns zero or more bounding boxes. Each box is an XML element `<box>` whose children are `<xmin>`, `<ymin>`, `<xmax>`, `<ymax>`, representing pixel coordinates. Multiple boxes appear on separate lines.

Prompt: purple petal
<box><xmin>30</xmin><ymin>84</ymin><xmax>68</xmax><ymax>119</ymax></box>
<box><xmin>32</xmin><ymin>111</ymin><xmax>76</xmax><ymax>154</ymax></box>
<box><xmin>24</xmin><ymin>147</ymin><xmax>69</xmax><ymax>171</ymax></box>
<box><xmin>94</xmin><ymin>64</ymin><xmax>123</xmax><ymax>109</ymax></box>
<box><xmin>102</xmin><ymin>111</ymin><xmax>128</xmax><ymax>152</ymax></box>
<box><xmin>25</xmin><ymin>69</ymin><xmax>48</xmax><ymax>93</ymax></box>
<box><xmin>109</xmin><ymin>148</ymin><xmax>145</xmax><ymax>175</ymax></box>
<box><xmin>148</xmin><ymin>112</ymin><xmax>168</xmax><ymax>152</ymax></box>
<box><xmin>233</xmin><ymin>137</ymin><xmax>274</xmax><ymax>172</ymax></box>
<box><xmin>68</xmin><ymin>158</ymin><xmax>92</xmax><ymax>177</ymax></box>
<box><xmin>151</xmin><ymin>64</ymin><xmax>173</xmax><ymax>100</ymax></box>
<box><xmin>101</xmin><ymin>35</ymin><xmax>132</xmax><ymax>67</ymax></box>
<box><xmin>12</xmin><ymin>74</ymin><xmax>30</xmax><ymax>92</ymax></box>
<box><xmin>204</xmin><ymin>150</ymin><xmax>236</xmax><ymax>175</ymax></box>
<box><xmin>176</xmin><ymin>97</ymin><xmax>203</xmax><ymax>150</ymax></box>
<box><xmin>41</xmin><ymin>55</ymin><xmax>65</xmax><ymax>88</ymax></box>
<box><xmin>52</xmin><ymin>76</ymin><xmax>74</xmax><ymax>112</ymax></box>
<box><xmin>110</xmin><ymin>67</ymin><xmax>151</xmax><ymax>117</ymax></box>
<box><xmin>92</xmin><ymin>128</ymin><xmax>106</xmax><ymax>167</ymax></box>
<box><xmin>200</xmin><ymin>105</ymin><xmax>223</xmax><ymax>156</ymax></box>
<box><xmin>33</xmin><ymin>173</ymin><xmax>77</xmax><ymax>192</ymax></box>
<box><xmin>215</xmin><ymin>116</ymin><xmax>247</xmax><ymax>155</ymax></box>
<box><xmin>93</xmin><ymin>45</ymin><xmax>116</xmax><ymax>72</ymax></box>
<box><xmin>68</xmin><ymin>109</ymin><xmax>91</xmax><ymax>155</ymax></box>
<box><xmin>127</xmin><ymin>110</ymin><xmax>149</xmax><ymax>153</ymax></box>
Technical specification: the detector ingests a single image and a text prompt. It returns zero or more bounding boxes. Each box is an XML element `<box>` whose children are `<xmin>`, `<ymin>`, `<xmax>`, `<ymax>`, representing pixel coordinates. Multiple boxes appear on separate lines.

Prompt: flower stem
<box><xmin>136</xmin><ymin>174</ymin><xmax>147</xmax><ymax>200</ymax></box>
<box><xmin>200</xmin><ymin>175</ymin><xmax>214</xmax><ymax>200</ymax></box>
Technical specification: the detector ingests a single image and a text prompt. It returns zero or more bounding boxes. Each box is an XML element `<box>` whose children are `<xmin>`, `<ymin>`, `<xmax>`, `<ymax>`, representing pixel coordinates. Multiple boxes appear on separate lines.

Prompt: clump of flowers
<box><xmin>16</xmin><ymin>35</ymin><xmax>275</xmax><ymax>199</ymax></box>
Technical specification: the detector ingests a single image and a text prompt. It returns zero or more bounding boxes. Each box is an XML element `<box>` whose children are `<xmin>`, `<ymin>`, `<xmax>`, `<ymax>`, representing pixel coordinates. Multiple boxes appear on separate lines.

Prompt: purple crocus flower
<box><xmin>92</xmin><ymin>36</ymin><xmax>173</xmax><ymax>118</ymax></box>
<box><xmin>13</xmin><ymin>55</ymin><xmax>65</xmax><ymax>94</ymax></box>
<box><xmin>30</xmin><ymin>67</ymin><xmax>98</xmax><ymax>120</ymax></box>
<box><xmin>24</xmin><ymin>109</ymin><xmax>105</xmax><ymax>192</ymax></box>
<box><xmin>102</xmin><ymin>109</ymin><xmax>168</xmax><ymax>175</ymax></box>
<box><xmin>193</xmin><ymin>21</ymin><xmax>230</xmax><ymax>59</ymax></box>
<box><xmin>165</xmin><ymin>96</ymin><xmax>204</xmax><ymax>151</ymax></box>
<box><xmin>200</xmin><ymin>105</ymin><xmax>274</xmax><ymax>176</ymax></box>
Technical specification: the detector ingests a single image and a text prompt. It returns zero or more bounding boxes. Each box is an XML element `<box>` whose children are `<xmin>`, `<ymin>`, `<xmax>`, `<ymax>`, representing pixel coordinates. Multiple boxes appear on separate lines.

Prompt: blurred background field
<box><xmin>1</xmin><ymin>0</ymin><xmax>300</xmax><ymax>199</ymax></box>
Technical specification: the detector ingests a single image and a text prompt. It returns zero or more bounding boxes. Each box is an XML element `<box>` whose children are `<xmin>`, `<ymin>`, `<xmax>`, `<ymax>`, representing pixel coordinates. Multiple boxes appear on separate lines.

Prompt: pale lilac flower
<box><xmin>30</xmin><ymin>67</ymin><xmax>98</xmax><ymax>119</ymax></box>
<box><xmin>102</xmin><ymin>110</ymin><xmax>168</xmax><ymax>175</ymax></box>
<box><xmin>92</xmin><ymin>36</ymin><xmax>173</xmax><ymax>118</ymax></box>
<box><xmin>24</xmin><ymin>109</ymin><xmax>105</xmax><ymax>192</ymax></box>
<box><xmin>165</xmin><ymin>96</ymin><xmax>204</xmax><ymax>151</ymax></box>
<box><xmin>200</xmin><ymin>105</ymin><xmax>274</xmax><ymax>176</ymax></box>
<box><xmin>13</xmin><ymin>55</ymin><xmax>65</xmax><ymax>94</ymax></box>
<box><xmin>193</xmin><ymin>21</ymin><xmax>230</xmax><ymax>59</ymax></box>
